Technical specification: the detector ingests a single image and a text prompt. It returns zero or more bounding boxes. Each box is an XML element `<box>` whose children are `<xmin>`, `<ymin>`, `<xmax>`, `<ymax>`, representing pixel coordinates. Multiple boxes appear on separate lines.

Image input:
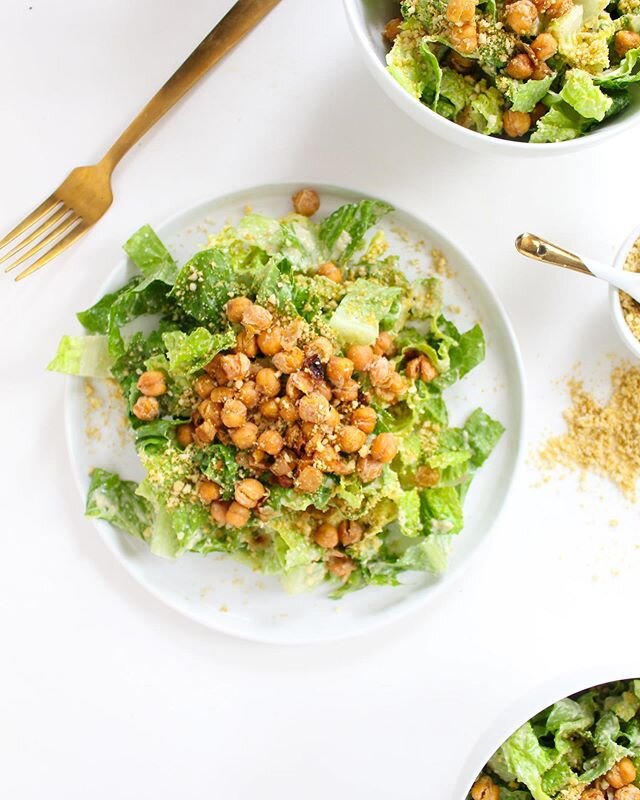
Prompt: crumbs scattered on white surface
<box><xmin>448</xmin><ymin>305</ymin><xmax>462</xmax><ymax>314</ymax></box>
<box><xmin>391</xmin><ymin>225</ymin><xmax>410</xmax><ymax>244</ymax></box>
<box><xmin>200</xmin><ymin>586</ymin><xmax>213</xmax><ymax>600</ymax></box>
<box><xmin>244</xmin><ymin>204</ymin><xmax>253</xmax><ymax>214</ymax></box>
<box><xmin>431</xmin><ymin>248</ymin><xmax>454</xmax><ymax>279</ymax></box>
<box><xmin>219</xmin><ymin>605</ymin><xmax>229</xmax><ymax>613</ymax></box>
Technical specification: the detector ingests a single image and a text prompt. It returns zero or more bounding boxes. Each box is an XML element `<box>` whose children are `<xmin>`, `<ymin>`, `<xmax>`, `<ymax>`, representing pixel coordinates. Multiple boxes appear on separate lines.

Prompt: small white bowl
<box><xmin>343</xmin><ymin>0</ymin><xmax>640</xmax><ymax>156</ymax></box>
<box><xmin>610</xmin><ymin>222</ymin><xmax>640</xmax><ymax>360</ymax></box>
<box><xmin>455</xmin><ymin>667</ymin><xmax>640</xmax><ymax>799</ymax></box>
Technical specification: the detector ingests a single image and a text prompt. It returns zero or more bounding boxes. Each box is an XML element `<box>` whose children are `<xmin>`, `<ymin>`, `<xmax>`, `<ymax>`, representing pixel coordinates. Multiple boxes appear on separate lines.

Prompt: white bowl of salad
<box><xmin>457</xmin><ymin>671</ymin><xmax>640</xmax><ymax>800</ymax></box>
<box><xmin>344</xmin><ymin>0</ymin><xmax>640</xmax><ymax>152</ymax></box>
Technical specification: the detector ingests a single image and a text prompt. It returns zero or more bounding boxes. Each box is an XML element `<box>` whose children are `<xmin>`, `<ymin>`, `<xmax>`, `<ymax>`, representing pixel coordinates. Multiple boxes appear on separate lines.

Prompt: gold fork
<box><xmin>1</xmin><ymin>0</ymin><xmax>281</xmax><ymax>282</ymax></box>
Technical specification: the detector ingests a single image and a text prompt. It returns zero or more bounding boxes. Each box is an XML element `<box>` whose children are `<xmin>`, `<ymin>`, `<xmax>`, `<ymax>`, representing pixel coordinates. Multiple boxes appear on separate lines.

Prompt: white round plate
<box><xmin>66</xmin><ymin>183</ymin><xmax>525</xmax><ymax>644</ymax></box>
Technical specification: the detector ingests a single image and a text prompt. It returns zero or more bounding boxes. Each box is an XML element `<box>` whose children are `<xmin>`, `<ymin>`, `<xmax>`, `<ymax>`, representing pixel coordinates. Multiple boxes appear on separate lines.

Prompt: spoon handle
<box><xmin>515</xmin><ymin>233</ymin><xmax>594</xmax><ymax>276</ymax></box>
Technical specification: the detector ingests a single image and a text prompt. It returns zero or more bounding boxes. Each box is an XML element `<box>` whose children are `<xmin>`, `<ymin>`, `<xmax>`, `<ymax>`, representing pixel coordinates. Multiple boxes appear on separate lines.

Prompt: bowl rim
<box><xmin>343</xmin><ymin>0</ymin><xmax>640</xmax><ymax>154</ymax></box>
<box><xmin>609</xmin><ymin>222</ymin><xmax>640</xmax><ymax>360</ymax></box>
<box><xmin>62</xmin><ymin>180</ymin><xmax>527</xmax><ymax>644</ymax></box>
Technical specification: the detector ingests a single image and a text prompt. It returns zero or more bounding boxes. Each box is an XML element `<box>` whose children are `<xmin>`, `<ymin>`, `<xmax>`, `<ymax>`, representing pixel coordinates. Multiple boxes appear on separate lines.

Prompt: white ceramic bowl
<box><xmin>610</xmin><ymin>222</ymin><xmax>640</xmax><ymax>360</ymax></box>
<box><xmin>344</xmin><ymin>0</ymin><xmax>640</xmax><ymax>156</ymax></box>
<box><xmin>455</xmin><ymin>667</ymin><xmax>640</xmax><ymax>799</ymax></box>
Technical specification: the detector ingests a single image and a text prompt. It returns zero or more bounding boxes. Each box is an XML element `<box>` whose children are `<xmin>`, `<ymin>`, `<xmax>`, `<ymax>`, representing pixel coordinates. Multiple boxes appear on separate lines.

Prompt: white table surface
<box><xmin>2</xmin><ymin>1</ymin><xmax>639</xmax><ymax>798</ymax></box>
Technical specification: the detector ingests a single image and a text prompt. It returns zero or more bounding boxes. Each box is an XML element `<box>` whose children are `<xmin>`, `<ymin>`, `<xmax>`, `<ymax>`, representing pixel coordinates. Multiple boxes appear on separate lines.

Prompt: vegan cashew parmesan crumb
<box><xmin>538</xmin><ymin>364</ymin><xmax>640</xmax><ymax>501</ymax></box>
<box><xmin>620</xmin><ymin>237</ymin><xmax>640</xmax><ymax>341</ymax></box>
<box><xmin>431</xmin><ymin>248</ymin><xmax>454</xmax><ymax>279</ymax></box>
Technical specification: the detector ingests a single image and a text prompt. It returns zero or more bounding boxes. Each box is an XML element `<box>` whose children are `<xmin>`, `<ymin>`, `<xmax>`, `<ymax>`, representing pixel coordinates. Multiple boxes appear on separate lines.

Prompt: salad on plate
<box><xmin>50</xmin><ymin>190</ymin><xmax>503</xmax><ymax>597</ymax></box>
<box><xmin>384</xmin><ymin>0</ymin><xmax>640</xmax><ymax>141</ymax></box>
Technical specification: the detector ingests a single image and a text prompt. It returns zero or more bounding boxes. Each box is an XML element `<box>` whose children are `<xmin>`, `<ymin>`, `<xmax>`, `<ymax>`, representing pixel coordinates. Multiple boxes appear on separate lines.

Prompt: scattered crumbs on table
<box><xmin>621</xmin><ymin>237</ymin><xmax>640</xmax><ymax>342</ymax></box>
<box><xmin>390</xmin><ymin>225</ymin><xmax>410</xmax><ymax>244</ymax></box>
<box><xmin>219</xmin><ymin>605</ymin><xmax>229</xmax><ymax>614</ymax></box>
<box><xmin>448</xmin><ymin>304</ymin><xmax>461</xmax><ymax>314</ymax></box>
<box><xmin>244</xmin><ymin>204</ymin><xmax>253</xmax><ymax>215</ymax></box>
<box><xmin>609</xmin><ymin>518</ymin><xmax>619</xmax><ymax>528</ymax></box>
<box><xmin>431</xmin><ymin>248</ymin><xmax>454</xmax><ymax>279</ymax></box>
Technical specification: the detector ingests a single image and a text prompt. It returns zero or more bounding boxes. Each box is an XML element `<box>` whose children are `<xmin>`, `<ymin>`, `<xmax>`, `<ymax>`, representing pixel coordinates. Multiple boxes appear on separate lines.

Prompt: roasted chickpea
<box><xmin>543</xmin><ymin>0</ymin><xmax>573</xmax><ymax>17</ymax></box>
<box><xmin>272</xmin><ymin>347</ymin><xmax>305</xmax><ymax>374</ymax></box>
<box><xmin>279</xmin><ymin>396</ymin><xmax>298</xmax><ymax>423</ymax></box>
<box><xmin>448</xmin><ymin>21</ymin><xmax>478</xmax><ymax>53</ymax></box>
<box><xmin>221</xmin><ymin>399</ymin><xmax>247</xmax><ymax>428</ymax></box>
<box><xmin>370</xmin><ymin>433</ymin><xmax>399</xmax><ymax>463</ymax></box>
<box><xmin>194</xmin><ymin>374</ymin><xmax>215</xmax><ymax>399</ymax></box>
<box><xmin>257</xmin><ymin>326</ymin><xmax>283</xmax><ymax>356</ymax></box>
<box><xmin>326</xmin><ymin>356</ymin><xmax>355</xmax><ymax>387</ymax></box>
<box><xmin>368</xmin><ymin>356</ymin><xmax>394</xmax><ymax>386</ymax></box>
<box><xmin>226</xmin><ymin>296</ymin><xmax>253</xmax><ymax>323</ymax></box>
<box><xmin>176</xmin><ymin>423</ymin><xmax>194</xmax><ymax>448</ymax></box>
<box><xmin>338</xmin><ymin>520</ymin><xmax>364</xmax><ymax>546</ymax></box>
<box><xmin>219</xmin><ymin>353</ymin><xmax>251</xmax><ymax>381</ymax></box>
<box><xmin>615</xmin><ymin>30</ymin><xmax>640</xmax><ymax>57</ymax></box>
<box><xmin>260</xmin><ymin>399</ymin><xmax>280</xmax><ymax>420</ymax></box>
<box><xmin>298</xmin><ymin>392</ymin><xmax>332</xmax><ymax>424</ymax></box>
<box><xmin>530</xmin><ymin>102</ymin><xmax>548</xmax><ymax>125</ymax></box>
<box><xmin>531</xmin><ymin>32</ymin><xmax>557</xmax><ymax>60</ymax></box>
<box><xmin>295</xmin><ymin>465</ymin><xmax>324</xmax><ymax>493</ymax></box>
<box><xmin>606</xmin><ymin>759</ymin><xmax>637</xmax><ymax>790</ymax></box>
<box><xmin>332</xmin><ymin>379</ymin><xmax>359</xmax><ymax>403</ymax></box>
<box><xmin>317</xmin><ymin>262</ymin><xmax>342</xmax><ymax>283</ymax></box>
<box><xmin>314</xmin><ymin>523</ymin><xmax>339</xmax><ymax>548</ymax></box>
<box><xmin>209</xmin><ymin>387</ymin><xmax>234</xmax><ymax>404</ymax></box>
<box><xmin>580</xmin><ymin>790</ymin><xmax>605</xmax><ymax>800</ymax></box>
<box><xmin>287</xmin><ymin>371</ymin><xmax>315</xmax><ymax>397</ymax></box>
<box><xmin>326</xmin><ymin>406</ymin><xmax>341</xmax><ymax>429</ymax></box>
<box><xmin>327</xmin><ymin>554</ymin><xmax>355</xmax><ymax>580</ymax></box>
<box><xmin>505</xmin><ymin>0</ymin><xmax>538</xmax><ymax>34</ymax></box>
<box><xmin>503</xmin><ymin>109</ymin><xmax>531</xmax><ymax>138</ymax></box>
<box><xmin>210</xmin><ymin>500</ymin><xmax>230</xmax><ymax>525</ymax></box>
<box><xmin>238</xmin><ymin>381</ymin><xmax>259</xmax><ymax>409</ymax></box>
<box><xmin>292</xmin><ymin>188</ymin><xmax>320</xmax><ymax>217</ymax></box>
<box><xmin>446</xmin><ymin>0</ymin><xmax>476</xmax><ymax>22</ymax></box>
<box><xmin>448</xmin><ymin>51</ymin><xmax>476</xmax><ymax>73</ymax></box>
<box><xmin>306</xmin><ymin>336</ymin><xmax>333</xmax><ymax>363</ymax></box>
<box><xmin>347</xmin><ymin>344</ymin><xmax>374</xmax><ymax>372</ymax></box>
<box><xmin>385</xmin><ymin>372</ymin><xmax>407</xmax><ymax>396</ymax></box>
<box><xmin>234</xmin><ymin>478</ymin><xmax>266</xmax><ymax>509</ymax></box>
<box><xmin>415</xmin><ymin>466</ymin><xmax>441</xmax><ymax>488</ymax></box>
<box><xmin>193</xmin><ymin>419</ymin><xmax>216</xmax><ymax>445</ymax></box>
<box><xmin>357</xmin><ymin>456</ymin><xmax>384</xmax><ymax>483</ymax></box>
<box><xmin>383</xmin><ymin>17</ymin><xmax>402</xmax><ymax>41</ymax></box>
<box><xmin>352</xmin><ymin>406</ymin><xmax>377</xmax><ymax>434</ymax></box>
<box><xmin>280</xmin><ymin>319</ymin><xmax>303</xmax><ymax>351</ymax></box>
<box><xmin>373</xmin><ymin>331</ymin><xmax>395</xmax><ymax>357</ymax></box>
<box><xmin>132</xmin><ymin>395</ymin><xmax>160</xmax><ymax>421</ymax></box>
<box><xmin>198</xmin><ymin>481</ymin><xmax>221</xmax><ymax>503</ymax></box>
<box><xmin>531</xmin><ymin>59</ymin><xmax>552</xmax><ymax>80</ymax></box>
<box><xmin>338</xmin><ymin>425</ymin><xmax>368</xmax><ymax>454</ymax></box>
<box><xmin>614</xmin><ymin>788</ymin><xmax>640</xmax><ymax>800</ymax></box>
<box><xmin>506</xmin><ymin>53</ymin><xmax>534</xmax><ymax>79</ymax></box>
<box><xmin>241</xmin><ymin>303</ymin><xmax>272</xmax><ymax>332</ymax></box>
<box><xmin>230</xmin><ymin>422</ymin><xmax>258</xmax><ymax>449</ymax></box>
<box><xmin>255</xmin><ymin>367</ymin><xmax>281</xmax><ymax>398</ymax></box>
<box><xmin>271</xmin><ymin>450</ymin><xmax>294</xmax><ymax>477</ymax></box>
<box><xmin>137</xmin><ymin>370</ymin><xmax>167</xmax><ymax>397</ymax></box>
<box><xmin>471</xmin><ymin>776</ymin><xmax>499</xmax><ymax>800</ymax></box>
<box><xmin>236</xmin><ymin>329</ymin><xmax>258</xmax><ymax>358</ymax></box>
<box><xmin>257</xmin><ymin>429</ymin><xmax>284</xmax><ymax>456</ymax></box>
<box><xmin>226</xmin><ymin>501</ymin><xmax>251</xmax><ymax>528</ymax></box>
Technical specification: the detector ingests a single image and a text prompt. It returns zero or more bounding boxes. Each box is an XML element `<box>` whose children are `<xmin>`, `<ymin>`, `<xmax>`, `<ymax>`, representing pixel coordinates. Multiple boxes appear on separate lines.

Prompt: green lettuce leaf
<box><xmin>560</xmin><ymin>69</ymin><xmax>612</xmax><ymax>120</ymax></box>
<box><xmin>170</xmin><ymin>248</ymin><xmax>236</xmax><ymax>326</ymax></box>
<box><xmin>464</xmin><ymin>408</ymin><xmax>505</xmax><ymax>467</ymax></box>
<box><xmin>594</xmin><ymin>46</ymin><xmax>640</xmax><ymax>88</ymax></box>
<box><xmin>85</xmin><ymin>468</ymin><xmax>153</xmax><ymax>541</ymax></box>
<box><xmin>319</xmin><ymin>200</ymin><xmax>393</xmax><ymax>264</ymax></box>
<box><xmin>496</xmin><ymin>75</ymin><xmax>555</xmax><ymax>113</ymax></box>
<box><xmin>329</xmin><ymin>278</ymin><xmax>402</xmax><ymax>345</ymax></box>
<box><xmin>123</xmin><ymin>224</ymin><xmax>179</xmax><ymax>289</ymax></box>
<box><xmin>530</xmin><ymin>103</ymin><xmax>590</xmax><ymax>143</ymax></box>
<box><xmin>499</xmin><ymin>723</ymin><xmax>556</xmax><ymax>800</ymax></box>
<box><xmin>162</xmin><ymin>327</ymin><xmax>235</xmax><ymax>376</ymax></box>
<box><xmin>47</xmin><ymin>334</ymin><xmax>113</xmax><ymax>377</ymax></box>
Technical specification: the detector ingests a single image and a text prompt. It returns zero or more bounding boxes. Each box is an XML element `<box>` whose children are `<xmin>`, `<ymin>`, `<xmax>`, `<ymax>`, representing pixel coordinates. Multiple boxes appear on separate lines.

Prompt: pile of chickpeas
<box><xmin>384</xmin><ymin>2</ymin><xmax>640</xmax><ymax>140</ymax></box>
<box><xmin>471</xmin><ymin>757</ymin><xmax>640</xmax><ymax>800</ymax></box>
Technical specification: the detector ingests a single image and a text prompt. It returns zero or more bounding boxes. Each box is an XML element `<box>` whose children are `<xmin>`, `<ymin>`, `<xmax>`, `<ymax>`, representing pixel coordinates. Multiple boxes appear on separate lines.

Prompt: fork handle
<box><xmin>100</xmin><ymin>0</ymin><xmax>281</xmax><ymax>171</ymax></box>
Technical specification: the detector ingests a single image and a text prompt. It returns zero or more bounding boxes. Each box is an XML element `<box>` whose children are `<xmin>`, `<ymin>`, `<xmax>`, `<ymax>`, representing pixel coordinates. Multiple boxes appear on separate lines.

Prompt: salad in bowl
<box><xmin>50</xmin><ymin>190</ymin><xmax>503</xmax><ymax>597</ymax></box>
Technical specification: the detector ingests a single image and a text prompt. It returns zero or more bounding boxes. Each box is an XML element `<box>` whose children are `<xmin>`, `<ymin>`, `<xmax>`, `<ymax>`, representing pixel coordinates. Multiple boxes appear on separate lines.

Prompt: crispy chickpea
<box><xmin>296</xmin><ymin>465</ymin><xmax>324</xmax><ymax>493</ymax></box>
<box><xmin>338</xmin><ymin>426</ymin><xmax>368</xmax><ymax>454</ymax></box>
<box><xmin>368</xmin><ymin>356</ymin><xmax>393</xmax><ymax>386</ymax></box>
<box><xmin>279</xmin><ymin>396</ymin><xmax>298</xmax><ymax>423</ymax></box>
<box><xmin>203</xmin><ymin>354</ymin><xmax>226</xmax><ymax>383</ymax></box>
<box><xmin>236</xmin><ymin>329</ymin><xmax>258</xmax><ymax>358</ymax></box>
<box><xmin>352</xmin><ymin>406</ymin><xmax>377</xmax><ymax>434</ymax></box>
<box><xmin>226</xmin><ymin>501</ymin><xmax>251</xmax><ymax>528</ymax></box>
<box><xmin>234</xmin><ymin>478</ymin><xmax>266</xmax><ymax>509</ymax></box>
<box><xmin>272</xmin><ymin>347</ymin><xmax>305</xmax><ymax>374</ymax></box>
<box><xmin>615</xmin><ymin>30</ymin><xmax>640</xmax><ymax>57</ymax></box>
<box><xmin>543</xmin><ymin>0</ymin><xmax>573</xmax><ymax>17</ymax></box>
<box><xmin>256</xmin><ymin>367</ymin><xmax>281</xmax><ymax>398</ymax></box>
<box><xmin>260</xmin><ymin>399</ymin><xmax>280</xmax><ymax>419</ymax></box>
<box><xmin>383</xmin><ymin>17</ymin><xmax>402</xmax><ymax>41</ymax></box>
<box><xmin>449</xmin><ymin>21</ymin><xmax>478</xmax><ymax>53</ymax></box>
<box><xmin>230</xmin><ymin>422</ymin><xmax>258</xmax><ymax>449</ymax></box>
<box><xmin>292</xmin><ymin>188</ymin><xmax>320</xmax><ymax>217</ymax></box>
<box><xmin>580</xmin><ymin>791</ymin><xmax>605</xmax><ymax>800</ymax></box>
<box><xmin>530</xmin><ymin>102</ymin><xmax>547</xmax><ymax>126</ymax></box>
<box><xmin>198</xmin><ymin>481</ymin><xmax>221</xmax><ymax>503</ymax></box>
<box><xmin>241</xmin><ymin>303</ymin><xmax>272</xmax><ymax>332</ymax></box>
<box><xmin>257</xmin><ymin>326</ymin><xmax>283</xmax><ymax>356</ymax></box>
<box><xmin>314</xmin><ymin>523</ymin><xmax>339</xmax><ymax>548</ymax></box>
<box><xmin>210</xmin><ymin>387</ymin><xmax>234</xmax><ymax>404</ymax></box>
<box><xmin>373</xmin><ymin>331</ymin><xmax>395</xmax><ymax>357</ymax></box>
<box><xmin>193</xmin><ymin>419</ymin><xmax>216</xmax><ymax>445</ymax></box>
<box><xmin>503</xmin><ymin>109</ymin><xmax>531</xmax><ymax>138</ymax></box>
<box><xmin>287</xmin><ymin>371</ymin><xmax>315</xmax><ymax>397</ymax></box>
<box><xmin>506</xmin><ymin>53</ymin><xmax>534</xmax><ymax>79</ymax></box>
<box><xmin>301</xmin><ymin>421</ymin><xmax>317</xmax><ymax>439</ymax></box>
<box><xmin>314</xmin><ymin>381</ymin><xmax>331</xmax><ymax>401</ymax></box>
<box><xmin>306</xmin><ymin>336</ymin><xmax>333</xmax><ymax>363</ymax></box>
<box><xmin>446</xmin><ymin>0</ymin><xmax>476</xmax><ymax>22</ymax></box>
<box><xmin>505</xmin><ymin>0</ymin><xmax>538</xmax><ymax>34</ymax></box>
<box><xmin>415</xmin><ymin>466</ymin><xmax>441</xmax><ymax>488</ymax></box>
<box><xmin>470</xmin><ymin>776</ymin><xmax>499</xmax><ymax>800</ymax></box>
<box><xmin>272</xmin><ymin>450</ymin><xmax>294</xmax><ymax>477</ymax></box>
<box><xmin>221</xmin><ymin>398</ymin><xmax>247</xmax><ymax>428</ymax></box>
<box><xmin>318</xmin><ymin>262</ymin><xmax>342</xmax><ymax>283</ymax></box>
<box><xmin>448</xmin><ymin>50</ymin><xmax>476</xmax><ymax>73</ymax></box>
<box><xmin>194</xmin><ymin>374</ymin><xmax>215</xmax><ymax>399</ymax></box>
<box><xmin>333</xmin><ymin>379</ymin><xmax>359</xmax><ymax>403</ymax></box>
<box><xmin>176</xmin><ymin>423</ymin><xmax>194</xmax><ymax>448</ymax></box>
<box><xmin>347</xmin><ymin>344</ymin><xmax>374</xmax><ymax>372</ymax></box>
<box><xmin>280</xmin><ymin>319</ymin><xmax>303</xmax><ymax>351</ymax></box>
<box><xmin>298</xmin><ymin>392</ymin><xmax>332</xmax><ymax>424</ymax></box>
<box><xmin>219</xmin><ymin>353</ymin><xmax>251</xmax><ymax>381</ymax></box>
<box><xmin>606</xmin><ymin>759</ymin><xmax>637</xmax><ymax>790</ymax></box>
<box><xmin>326</xmin><ymin>356</ymin><xmax>355</xmax><ymax>387</ymax></box>
<box><xmin>327</xmin><ymin>554</ymin><xmax>355</xmax><ymax>580</ymax></box>
<box><xmin>226</xmin><ymin>296</ymin><xmax>253</xmax><ymax>323</ymax></box>
<box><xmin>615</xmin><ymin>788</ymin><xmax>640</xmax><ymax>800</ymax></box>
<box><xmin>531</xmin><ymin>60</ymin><xmax>552</xmax><ymax>80</ymax></box>
<box><xmin>210</xmin><ymin>500</ymin><xmax>230</xmax><ymax>525</ymax></box>
<box><xmin>371</xmin><ymin>433</ymin><xmax>399</xmax><ymax>463</ymax></box>
<box><xmin>357</xmin><ymin>456</ymin><xmax>384</xmax><ymax>483</ymax></box>
<box><xmin>238</xmin><ymin>381</ymin><xmax>259</xmax><ymax>409</ymax></box>
<box><xmin>137</xmin><ymin>370</ymin><xmax>167</xmax><ymax>397</ymax></box>
<box><xmin>531</xmin><ymin>32</ymin><xmax>557</xmax><ymax>60</ymax></box>
<box><xmin>132</xmin><ymin>395</ymin><xmax>160</xmax><ymax>421</ymax></box>
<box><xmin>338</xmin><ymin>520</ymin><xmax>364</xmax><ymax>546</ymax></box>
<box><xmin>257</xmin><ymin>429</ymin><xmax>284</xmax><ymax>456</ymax></box>
<box><xmin>386</xmin><ymin>372</ymin><xmax>407</xmax><ymax>396</ymax></box>
<box><xmin>326</xmin><ymin>406</ymin><xmax>341</xmax><ymax>429</ymax></box>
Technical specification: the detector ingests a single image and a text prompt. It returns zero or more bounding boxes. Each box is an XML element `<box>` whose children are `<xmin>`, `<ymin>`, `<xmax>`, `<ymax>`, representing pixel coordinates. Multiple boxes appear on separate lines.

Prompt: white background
<box><xmin>1</xmin><ymin>1</ymin><xmax>639</xmax><ymax>798</ymax></box>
